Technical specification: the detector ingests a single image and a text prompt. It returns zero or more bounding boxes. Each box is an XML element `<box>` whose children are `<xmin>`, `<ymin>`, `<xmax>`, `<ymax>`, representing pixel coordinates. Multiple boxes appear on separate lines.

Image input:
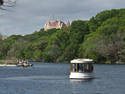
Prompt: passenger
<box><xmin>26</xmin><ymin>60</ymin><xmax>29</xmax><ymax>64</ymax></box>
<box><xmin>23</xmin><ymin>60</ymin><xmax>27</xmax><ymax>65</ymax></box>
<box><xmin>72</xmin><ymin>64</ymin><xmax>76</xmax><ymax>72</ymax></box>
<box><xmin>19</xmin><ymin>60</ymin><xmax>23</xmax><ymax>65</ymax></box>
<box><xmin>79</xmin><ymin>64</ymin><xmax>83</xmax><ymax>72</ymax></box>
<box><xmin>24</xmin><ymin>60</ymin><xmax>30</xmax><ymax>67</ymax></box>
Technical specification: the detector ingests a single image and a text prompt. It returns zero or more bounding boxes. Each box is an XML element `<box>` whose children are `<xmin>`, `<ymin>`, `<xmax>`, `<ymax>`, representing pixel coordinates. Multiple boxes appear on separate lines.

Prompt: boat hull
<box><xmin>16</xmin><ymin>64</ymin><xmax>33</xmax><ymax>67</ymax></box>
<box><xmin>69</xmin><ymin>72</ymin><xmax>94</xmax><ymax>79</ymax></box>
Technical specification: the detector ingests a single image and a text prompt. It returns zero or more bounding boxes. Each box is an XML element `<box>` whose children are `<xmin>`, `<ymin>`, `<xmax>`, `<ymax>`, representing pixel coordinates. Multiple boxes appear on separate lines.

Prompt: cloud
<box><xmin>0</xmin><ymin>0</ymin><xmax>125</xmax><ymax>36</ymax></box>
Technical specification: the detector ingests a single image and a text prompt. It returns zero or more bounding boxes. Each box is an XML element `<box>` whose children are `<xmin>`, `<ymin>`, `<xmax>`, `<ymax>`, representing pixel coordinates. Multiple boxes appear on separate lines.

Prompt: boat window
<box><xmin>88</xmin><ymin>64</ymin><xmax>93</xmax><ymax>72</ymax></box>
<box><xmin>72</xmin><ymin>64</ymin><xmax>76</xmax><ymax>72</ymax></box>
<box><xmin>82</xmin><ymin>64</ymin><xmax>93</xmax><ymax>73</ymax></box>
<box><xmin>71</xmin><ymin>63</ymin><xmax>93</xmax><ymax>73</ymax></box>
<box><xmin>83</xmin><ymin>64</ymin><xmax>86</xmax><ymax>72</ymax></box>
<box><xmin>78</xmin><ymin>64</ymin><xmax>83</xmax><ymax>72</ymax></box>
<box><xmin>87</xmin><ymin>64</ymin><xmax>89</xmax><ymax>71</ymax></box>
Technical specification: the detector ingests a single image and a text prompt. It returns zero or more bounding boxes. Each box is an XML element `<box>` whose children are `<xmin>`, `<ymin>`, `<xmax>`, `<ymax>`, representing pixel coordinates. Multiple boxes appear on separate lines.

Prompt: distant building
<box><xmin>44</xmin><ymin>20</ymin><xmax>70</xmax><ymax>31</ymax></box>
<box><xmin>0</xmin><ymin>34</ymin><xmax>7</xmax><ymax>40</ymax></box>
<box><xmin>2</xmin><ymin>35</ymin><xmax>7</xmax><ymax>40</ymax></box>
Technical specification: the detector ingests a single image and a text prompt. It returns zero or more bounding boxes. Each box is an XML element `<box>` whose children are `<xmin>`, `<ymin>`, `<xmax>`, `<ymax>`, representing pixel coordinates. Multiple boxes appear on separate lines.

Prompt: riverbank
<box><xmin>0</xmin><ymin>59</ymin><xmax>17</xmax><ymax>66</ymax></box>
<box><xmin>0</xmin><ymin>59</ymin><xmax>17</xmax><ymax>64</ymax></box>
<box><xmin>0</xmin><ymin>64</ymin><xmax>16</xmax><ymax>66</ymax></box>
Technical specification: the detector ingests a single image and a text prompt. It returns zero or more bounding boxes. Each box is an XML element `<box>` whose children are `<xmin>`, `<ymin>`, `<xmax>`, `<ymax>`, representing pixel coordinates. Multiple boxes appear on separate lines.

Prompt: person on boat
<box><xmin>72</xmin><ymin>64</ymin><xmax>76</xmax><ymax>72</ymax></box>
<box><xmin>23</xmin><ymin>60</ymin><xmax>32</xmax><ymax>67</ymax></box>
<box><xmin>26</xmin><ymin>60</ymin><xmax>29</xmax><ymax>64</ymax></box>
<box><xmin>23</xmin><ymin>60</ymin><xmax>27</xmax><ymax>66</ymax></box>
<box><xmin>79</xmin><ymin>64</ymin><xmax>83</xmax><ymax>72</ymax></box>
<box><xmin>19</xmin><ymin>60</ymin><xmax>23</xmax><ymax>65</ymax></box>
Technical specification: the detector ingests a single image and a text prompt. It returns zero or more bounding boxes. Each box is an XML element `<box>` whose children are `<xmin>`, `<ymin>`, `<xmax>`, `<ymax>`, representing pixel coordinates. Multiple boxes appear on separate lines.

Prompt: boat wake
<box><xmin>3</xmin><ymin>76</ymin><xmax>68</xmax><ymax>81</ymax></box>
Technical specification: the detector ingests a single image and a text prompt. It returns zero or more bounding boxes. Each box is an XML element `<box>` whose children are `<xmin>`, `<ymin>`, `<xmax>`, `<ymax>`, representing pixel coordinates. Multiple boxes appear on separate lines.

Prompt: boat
<box><xmin>16</xmin><ymin>60</ymin><xmax>33</xmax><ymax>67</ymax></box>
<box><xmin>69</xmin><ymin>59</ymin><xmax>94</xmax><ymax>80</ymax></box>
<box><xmin>16</xmin><ymin>63</ymin><xmax>33</xmax><ymax>67</ymax></box>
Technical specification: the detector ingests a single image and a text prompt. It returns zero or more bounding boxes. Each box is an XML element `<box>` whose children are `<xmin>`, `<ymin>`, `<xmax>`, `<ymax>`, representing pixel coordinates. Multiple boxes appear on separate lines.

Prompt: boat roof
<box><xmin>70</xmin><ymin>59</ymin><xmax>93</xmax><ymax>64</ymax></box>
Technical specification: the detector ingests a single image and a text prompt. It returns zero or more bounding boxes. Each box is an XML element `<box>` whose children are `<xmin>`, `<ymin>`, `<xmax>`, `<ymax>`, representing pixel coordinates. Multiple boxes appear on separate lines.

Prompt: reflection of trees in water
<box><xmin>70</xmin><ymin>79</ymin><xmax>94</xmax><ymax>94</ymax></box>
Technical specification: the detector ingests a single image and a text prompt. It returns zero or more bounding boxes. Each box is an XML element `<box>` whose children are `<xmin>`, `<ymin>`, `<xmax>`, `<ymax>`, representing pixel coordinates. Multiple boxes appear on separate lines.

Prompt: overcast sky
<box><xmin>0</xmin><ymin>0</ymin><xmax>125</xmax><ymax>36</ymax></box>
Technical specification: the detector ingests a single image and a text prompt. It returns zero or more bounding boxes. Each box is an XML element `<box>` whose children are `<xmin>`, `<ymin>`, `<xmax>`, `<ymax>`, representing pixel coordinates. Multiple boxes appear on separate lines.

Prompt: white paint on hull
<box><xmin>69</xmin><ymin>72</ymin><xmax>94</xmax><ymax>79</ymax></box>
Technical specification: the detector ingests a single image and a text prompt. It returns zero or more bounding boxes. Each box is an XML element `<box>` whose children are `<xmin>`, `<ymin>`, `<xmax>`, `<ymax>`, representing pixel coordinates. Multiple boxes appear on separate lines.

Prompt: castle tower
<box><xmin>66</xmin><ymin>21</ymin><xmax>70</xmax><ymax>27</ymax></box>
<box><xmin>44</xmin><ymin>20</ymin><xmax>68</xmax><ymax>31</ymax></box>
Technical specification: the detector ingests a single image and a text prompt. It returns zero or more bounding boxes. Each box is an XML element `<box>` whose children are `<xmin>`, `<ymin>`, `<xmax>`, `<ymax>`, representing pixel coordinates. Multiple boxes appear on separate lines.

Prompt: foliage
<box><xmin>80</xmin><ymin>16</ymin><xmax>125</xmax><ymax>64</ymax></box>
<box><xmin>1</xmin><ymin>9</ymin><xmax>125</xmax><ymax>64</ymax></box>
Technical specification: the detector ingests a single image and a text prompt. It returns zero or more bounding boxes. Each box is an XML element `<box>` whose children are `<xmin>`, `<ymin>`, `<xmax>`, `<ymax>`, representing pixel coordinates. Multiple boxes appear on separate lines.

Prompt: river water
<box><xmin>0</xmin><ymin>63</ymin><xmax>125</xmax><ymax>94</ymax></box>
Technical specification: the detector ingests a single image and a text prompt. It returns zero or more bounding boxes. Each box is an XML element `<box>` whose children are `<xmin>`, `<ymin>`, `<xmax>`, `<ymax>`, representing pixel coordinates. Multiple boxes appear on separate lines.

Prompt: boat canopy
<box><xmin>70</xmin><ymin>59</ymin><xmax>93</xmax><ymax>64</ymax></box>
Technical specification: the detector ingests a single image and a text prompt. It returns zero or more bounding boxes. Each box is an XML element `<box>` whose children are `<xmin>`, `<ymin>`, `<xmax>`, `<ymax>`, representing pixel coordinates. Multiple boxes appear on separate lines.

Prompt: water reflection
<box><xmin>0</xmin><ymin>63</ymin><xmax>125</xmax><ymax>94</ymax></box>
<box><xmin>69</xmin><ymin>79</ymin><xmax>94</xmax><ymax>94</ymax></box>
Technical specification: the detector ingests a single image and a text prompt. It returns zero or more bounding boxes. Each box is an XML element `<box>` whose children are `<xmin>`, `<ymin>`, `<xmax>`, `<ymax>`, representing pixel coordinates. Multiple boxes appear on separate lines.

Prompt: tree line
<box><xmin>1</xmin><ymin>8</ymin><xmax>125</xmax><ymax>64</ymax></box>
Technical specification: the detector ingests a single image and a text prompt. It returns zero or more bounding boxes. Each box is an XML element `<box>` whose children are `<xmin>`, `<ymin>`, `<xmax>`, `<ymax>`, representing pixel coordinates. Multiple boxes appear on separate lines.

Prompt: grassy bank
<box><xmin>0</xmin><ymin>60</ymin><xmax>17</xmax><ymax>65</ymax></box>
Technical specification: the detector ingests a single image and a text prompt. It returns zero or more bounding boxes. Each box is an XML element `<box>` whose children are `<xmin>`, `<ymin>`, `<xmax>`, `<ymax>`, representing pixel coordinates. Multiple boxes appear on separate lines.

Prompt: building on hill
<box><xmin>44</xmin><ymin>20</ymin><xmax>70</xmax><ymax>31</ymax></box>
<box><xmin>0</xmin><ymin>34</ymin><xmax>7</xmax><ymax>40</ymax></box>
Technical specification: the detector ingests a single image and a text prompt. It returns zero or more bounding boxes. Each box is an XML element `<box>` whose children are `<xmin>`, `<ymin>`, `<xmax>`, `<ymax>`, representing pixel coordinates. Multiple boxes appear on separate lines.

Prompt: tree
<box><xmin>70</xmin><ymin>20</ymin><xmax>89</xmax><ymax>33</ymax></box>
<box><xmin>0</xmin><ymin>0</ymin><xmax>3</xmax><ymax>5</ymax></box>
<box><xmin>42</xmin><ymin>30</ymin><xmax>70</xmax><ymax>62</ymax></box>
<box><xmin>1</xmin><ymin>8</ymin><xmax>125</xmax><ymax>64</ymax></box>
<box><xmin>0</xmin><ymin>0</ymin><xmax>16</xmax><ymax>10</ymax></box>
<box><xmin>80</xmin><ymin>16</ymin><xmax>125</xmax><ymax>64</ymax></box>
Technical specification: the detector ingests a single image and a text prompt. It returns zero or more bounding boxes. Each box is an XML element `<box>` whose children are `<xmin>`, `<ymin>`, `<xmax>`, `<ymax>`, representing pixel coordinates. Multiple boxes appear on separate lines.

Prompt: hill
<box><xmin>1</xmin><ymin>8</ymin><xmax>125</xmax><ymax>64</ymax></box>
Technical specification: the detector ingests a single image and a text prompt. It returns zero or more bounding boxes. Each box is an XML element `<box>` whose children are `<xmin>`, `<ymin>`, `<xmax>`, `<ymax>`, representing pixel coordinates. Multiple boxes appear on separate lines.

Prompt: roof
<box><xmin>48</xmin><ymin>21</ymin><xmax>58</xmax><ymax>26</ymax></box>
<box><xmin>47</xmin><ymin>20</ymin><xmax>65</xmax><ymax>27</ymax></box>
<box><xmin>70</xmin><ymin>59</ymin><xmax>93</xmax><ymax>64</ymax></box>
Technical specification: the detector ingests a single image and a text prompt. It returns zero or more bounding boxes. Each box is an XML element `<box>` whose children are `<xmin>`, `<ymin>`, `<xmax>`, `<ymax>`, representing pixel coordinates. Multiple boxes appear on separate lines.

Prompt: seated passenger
<box><xmin>79</xmin><ymin>64</ymin><xmax>83</xmax><ymax>72</ymax></box>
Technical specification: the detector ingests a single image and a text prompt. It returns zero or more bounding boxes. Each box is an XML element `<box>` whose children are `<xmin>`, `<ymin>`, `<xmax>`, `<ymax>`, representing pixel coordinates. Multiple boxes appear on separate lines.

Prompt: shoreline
<box><xmin>0</xmin><ymin>64</ymin><xmax>16</xmax><ymax>67</ymax></box>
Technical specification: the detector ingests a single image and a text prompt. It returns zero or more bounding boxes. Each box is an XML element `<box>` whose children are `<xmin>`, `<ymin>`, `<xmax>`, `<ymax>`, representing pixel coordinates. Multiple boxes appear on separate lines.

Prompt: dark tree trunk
<box><xmin>0</xmin><ymin>0</ymin><xmax>4</xmax><ymax>5</ymax></box>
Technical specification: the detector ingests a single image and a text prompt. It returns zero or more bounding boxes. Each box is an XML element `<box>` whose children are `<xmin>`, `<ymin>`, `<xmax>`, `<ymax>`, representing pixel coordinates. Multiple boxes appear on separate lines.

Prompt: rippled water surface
<box><xmin>0</xmin><ymin>63</ymin><xmax>125</xmax><ymax>94</ymax></box>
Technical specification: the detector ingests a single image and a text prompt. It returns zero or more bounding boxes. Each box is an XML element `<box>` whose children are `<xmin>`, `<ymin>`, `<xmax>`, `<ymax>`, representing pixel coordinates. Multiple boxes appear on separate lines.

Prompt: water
<box><xmin>0</xmin><ymin>63</ymin><xmax>125</xmax><ymax>94</ymax></box>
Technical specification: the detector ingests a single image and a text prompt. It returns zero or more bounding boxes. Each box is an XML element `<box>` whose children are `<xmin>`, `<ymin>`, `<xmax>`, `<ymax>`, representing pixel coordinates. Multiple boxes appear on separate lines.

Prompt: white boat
<box><xmin>69</xmin><ymin>59</ymin><xmax>94</xmax><ymax>80</ymax></box>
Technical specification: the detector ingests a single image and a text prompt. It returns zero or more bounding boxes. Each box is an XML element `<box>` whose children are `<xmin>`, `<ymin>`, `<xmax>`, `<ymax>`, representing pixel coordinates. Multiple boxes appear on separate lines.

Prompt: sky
<box><xmin>0</xmin><ymin>0</ymin><xmax>125</xmax><ymax>36</ymax></box>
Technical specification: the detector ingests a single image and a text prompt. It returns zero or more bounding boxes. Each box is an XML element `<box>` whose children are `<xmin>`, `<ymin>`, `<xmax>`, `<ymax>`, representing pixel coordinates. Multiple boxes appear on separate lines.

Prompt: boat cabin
<box><xmin>70</xmin><ymin>59</ymin><xmax>93</xmax><ymax>73</ymax></box>
<box><xmin>69</xmin><ymin>59</ymin><xmax>94</xmax><ymax>79</ymax></box>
